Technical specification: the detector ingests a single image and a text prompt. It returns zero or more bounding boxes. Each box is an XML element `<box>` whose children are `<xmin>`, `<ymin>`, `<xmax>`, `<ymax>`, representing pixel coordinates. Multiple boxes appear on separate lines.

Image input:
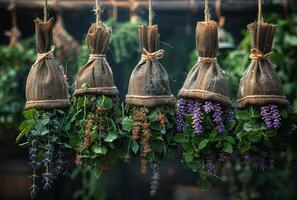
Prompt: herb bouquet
<box><xmin>175</xmin><ymin>17</ymin><xmax>235</xmax><ymax>188</ymax></box>
<box><xmin>123</xmin><ymin>22</ymin><xmax>176</xmax><ymax>195</ymax></box>
<box><xmin>17</xmin><ymin>17</ymin><xmax>71</xmax><ymax>199</ymax></box>
<box><xmin>69</xmin><ymin>19</ymin><xmax>121</xmax><ymax>174</ymax></box>
<box><xmin>236</xmin><ymin>18</ymin><xmax>291</xmax><ymax>168</ymax></box>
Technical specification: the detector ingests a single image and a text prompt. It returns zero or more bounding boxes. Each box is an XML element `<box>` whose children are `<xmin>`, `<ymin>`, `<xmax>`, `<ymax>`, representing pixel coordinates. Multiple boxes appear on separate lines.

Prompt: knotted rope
<box><xmin>89</xmin><ymin>54</ymin><xmax>106</xmax><ymax>59</ymax></box>
<box><xmin>33</xmin><ymin>45</ymin><xmax>55</xmax><ymax>67</ymax></box>
<box><xmin>249</xmin><ymin>48</ymin><xmax>272</xmax><ymax>61</ymax></box>
<box><xmin>142</xmin><ymin>48</ymin><xmax>164</xmax><ymax>61</ymax></box>
<box><xmin>198</xmin><ymin>57</ymin><xmax>217</xmax><ymax>63</ymax></box>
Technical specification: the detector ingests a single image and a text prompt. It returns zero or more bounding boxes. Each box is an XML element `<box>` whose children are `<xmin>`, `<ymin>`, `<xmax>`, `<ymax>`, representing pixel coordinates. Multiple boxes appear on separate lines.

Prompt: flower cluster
<box><xmin>176</xmin><ymin>98</ymin><xmax>229</xmax><ymax>134</ymax></box>
<box><xmin>42</xmin><ymin>143</ymin><xmax>54</xmax><ymax>189</ymax></box>
<box><xmin>28</xmin><ymin>136</ymin><xmax>40</xmax><ymax>200</ymax></box>
<box><xmin>260</xmin><ymin>104</ymin><xmax>281</xmax><ymax>129</ymax></box>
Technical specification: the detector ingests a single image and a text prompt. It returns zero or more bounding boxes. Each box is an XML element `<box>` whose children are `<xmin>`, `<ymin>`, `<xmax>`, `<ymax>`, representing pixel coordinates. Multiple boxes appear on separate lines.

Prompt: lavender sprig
<box><xmin>192</xmin><ymin>102</ymin><xmax>202</xmax><ymax>135</ymax></box>
<box><xmin>176</xmin><ymin>97</ymin><xmax>187</xmax><ymax>132</ymax></box>
<box><xmin>219</xmin><ymin>151</ymin><xmax>229</xmax><ymax>163</ymax></box>
<box><xmin>203</xmin><ymin>101</ymin><xmax>214</xmax><ymax>113</ymax></box>
<box><xmin>260</xmin><ymin>105</ymin><xmax>281</xmax><ymax>129</ymax></box>
<box><xmin>213</xmin><ymin>103</ymin><xmax>225</xmax><ymax>133</ymax></box>
<box><xmin>150</xmin><ymin>163</ymin><xmax>160</xmax><ymax>196</ymax></box>
<box><xmin>29</xmin><ymin>137</ymin><xmax>40</xmax><ymax>199</ymax></box>
<box><xmin>42</xmin><ymin>143</ymin><xmax>54</xmax><ymax>190</ymax></box>
<box><xmin>205</xmin><ymin>158</ymin><xmax>215</xmax><ymax>174</ymax></box>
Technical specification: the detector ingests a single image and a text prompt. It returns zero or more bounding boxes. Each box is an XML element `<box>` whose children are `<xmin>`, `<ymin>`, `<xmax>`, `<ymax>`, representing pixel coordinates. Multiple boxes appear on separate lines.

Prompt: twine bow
<box><xmin>142</xmin><ymin>48</ymin><xmax>164</xmax><ymax>61</ymax></box>
<box><xmin>250</xmin><ymin>48</ymin><xmax>272</xmax><ymax>61</ymax></box>
<box><xmin>198</xmin><ymin>57</ymin><xmax>217</xmax><ymax>63</ymax></box>
<box><xmin>33</xmin><ymin>45</ymin><xmax>55</xmax><ymax>67</ymax></box>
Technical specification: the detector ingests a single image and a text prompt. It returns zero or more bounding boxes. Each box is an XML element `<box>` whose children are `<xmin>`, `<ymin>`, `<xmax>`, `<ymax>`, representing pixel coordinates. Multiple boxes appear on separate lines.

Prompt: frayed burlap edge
<box><xmin>179</xmin><ymin>89</ymin><xmax>231</xmax><ymax>107</ymax></box>
<box><xmin>25</xmin><ymin>99</ymin><xmax>71</xmax><ymax>110</ymax></box>
<box><xmin>237</xmin><ymin>95</ymin><xmax>289</xmax><ymax>108</ymax></box>
<box><xmin>73</xmin><ymin>87</ymin><xmax>119</xmax><ymax>96</ymax></box>
<box><xmin>125</xmin><ymin>95</ymin><xmax>176</xmax><ymax>107</ymax></box>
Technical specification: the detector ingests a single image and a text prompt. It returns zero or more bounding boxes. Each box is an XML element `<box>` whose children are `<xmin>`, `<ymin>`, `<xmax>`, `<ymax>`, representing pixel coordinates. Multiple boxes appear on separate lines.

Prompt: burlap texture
<box><xmin>237</xmin><ymin>22</ymin><xmax>288</xmax><ymax>108</ymax></box>
<box><xmin>179</xmin><ymin>20</ymin><xmax>231</xmax><ymax>106</ymax></box>
<box><xmin>74</xmin><ymin>23</ymin><xmax>118</xmax><ymax>96</ymax></box>
<box><xmin>125</xmin><ymin>25</ymin><xmax>175</xmax><ymax>107</ymax></box>
<box><xmin>25</xmin><ymin>18</ymin><xmax>70</xmax><ymax>110</ymax></box>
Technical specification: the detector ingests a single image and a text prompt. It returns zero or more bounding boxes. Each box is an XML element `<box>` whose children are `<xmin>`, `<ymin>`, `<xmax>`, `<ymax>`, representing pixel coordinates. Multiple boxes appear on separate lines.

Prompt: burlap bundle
<box><xmin>25</xmin><ymin>18</ymin><xmax>70</xmax><ymax>110</ymax></box>
<box><xmin>74</xmin><ymin>23</ymin><xmax>118</xmax><ymax>96</ymax></box>
<box><xmin>179</xmin><ymin>20</ymin><xmax>231</xmax><ymax>106</ymax></box>
<box><xmin>125</xmin><ymin>25</ymin><xmax>175</xmax><ymax>107</ymax></box>
<box><xmin>237</xmin><ymin>22</ymin><xmax>289</xmax><ymax>108</ymax></box>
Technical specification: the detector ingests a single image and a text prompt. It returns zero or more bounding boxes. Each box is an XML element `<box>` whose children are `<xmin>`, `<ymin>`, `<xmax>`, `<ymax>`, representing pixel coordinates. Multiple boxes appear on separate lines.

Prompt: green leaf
<box><xmin>248</xmin><ymin>132</ymin><xmax>262</xmax><ymax>142</ymax></box>
<box><xmin>223</xmin><ymin>143</ymin><xmax>233</xmax><ymax>154</ymax></box>
<box><xmin>186</xmin><ymin>161</ymin><xmax>202</xmax><ymax>170</ymax></box>
<box><xmin>23</xmin><ymin>109</ymin><xmax>37</xmax><ymax>119</ymax></box>
<box><xmin>237</xmin><ymin>111</ymin><xmax>250</xmax><ymax>120</ymax></box>
<box><xmin>226</xmin><ymin>136</ymin><xmax>236</xmax><ymax>144</ymax></box>
<box><xmin>209</xmin><ymin>129</ymin><xmax>217</xmax><ymax>138</ymax></box>
<box><xmin>40</xmin><ymin>113</ymin><xmax>50</xmax><ymax>126</ymax></box>
<box><xmin>243</xmin><ymin>123</ymin><xmax>256</xmax><ymax>132</ymax></box>
<box><xmin>198</xmin><ymin>139</ymin><xmax>209</xmax><ymax>150</ymax></box>
<box><xmin>131</xmin><ymin>139</ymin><xmax>139</xmax><ymax>154</ymax></box>
<box><xmin>98</xmin><ymin>96</ymin><xmax>113</xmax><ymax>110</ymax></box>
<box><xmin>104</xmin><ymin>132</ymin><xmax>118</xmax><ymax>142</ymax></box>
<box><xmin>240</xmin><ymin>143</ymin><xmax>251</xmax><ymax>154</ymax></box>
<box><xmin>19</xmin><ymin>119</ymin><xmax>36</xmax><ymax>134</ymax></box>
<box><xmin>184</xmin><ymin>152</ymin><xmax>193</xmax><ymax>163</ymax></box>
<box><xmin>93</xmin><ymin>146</ymin><xmax>108</xmax><ymax>155</ymax></box>
<box><xmin>122</xmin><ymin>117</ymin><xmax>133</xmax><ymax>132</ymax></box>
<box><xmin>173</xmin><ymin>134</ymin><xmax>188</xmax><ymax>143</ymax></box>
<box><xmin>197</xmin><ymin>178</ymin><xmax>211</xmax><ymax>191</ymax></box>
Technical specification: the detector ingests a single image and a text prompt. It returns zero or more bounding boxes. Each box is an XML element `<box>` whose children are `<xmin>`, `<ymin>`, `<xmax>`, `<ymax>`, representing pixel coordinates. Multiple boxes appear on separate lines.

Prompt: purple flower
<box><xmin>225</xmin><ymin>108</ymin><xmax>235</xmax><ymax>121</ymax></box>
<box><xmin>261</xmin><ymin>106</ymin><xmax>273</xmax><ymax>129</ymax></box>
<box><xmin>28</xmin><ymin>136</ymin><xmax>39</xmax><ymax>200</ymax></box>
<box><xmin>192</xmin><ymin>102</ymin><xmax>203</xmax><ymax>135</ymax></box>
<box><xmin>270</xmin><ymin>105</ymin><xmax>281</xmax><ymax>129</ymax></box>
<box><xmin>203</xmin><ymin>101</ymin><xmax>213</xmax><ymax>113</ymax></box>
<box><xmin>213</xmin><ymin>103</ymin><xmax>225</xmax><ymax>133</ymax></box>
<box><xmin>243</xmin><ymin>153</ymin><xmax>252</xmax><ymax>161</ymax></box>
<box><xmin>260</xmin><ymin>105</ymin><xmax>281</xmax><ymax>129</ymax></box>
<box><xmin>219</xmin><ymin>151</ymin><xmax>229</xmax><ymax>163</ymax></box>
<box><xmin>205</xmin><ymin>158</ymin><xmax>215</xmax><ymax>174</ymax></box>
<box><xmin>176</xmin><ymin>97</ymin><xmax>187</xmax><ymax>132</ymax></box>
<box><xmin>187</xmin><ymin>99</ymin><xmax>195</xmax><ymax>115</ymax></box>
<box><xmin>54</xmin><ymin>149</ymin><xmax>66</xmax><ymax>176</ymax></box>
<box><xmin>42</xmin><ymin>143</ymin><xmax>54</xmax><ymax>189</ymax></box>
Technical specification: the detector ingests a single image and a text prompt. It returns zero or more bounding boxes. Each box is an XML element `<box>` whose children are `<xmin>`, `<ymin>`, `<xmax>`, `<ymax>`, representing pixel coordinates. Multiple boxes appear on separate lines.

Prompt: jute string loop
<box><xmin>142</xmin><ymin>48</ymin><xmax>164</xmax><ymax>61</ymax></box>
<box><xmin>198</xmin><ymin>57</ymin><xmax>217</xmax><ymax>63</ymax></box>
<box><xmin>249</xmin><ymin>48</ymin><xmax>272</xmax><ymax>61</ymax></box>
<box><xmin>33</xmin><ymin>45</ymin><xmax>55</xmax><ymax>67</ymax></box>
<box><xmin>95</xmin><ymin>0</ymin><xmax>101</xmax><ymax>28</ymax></box>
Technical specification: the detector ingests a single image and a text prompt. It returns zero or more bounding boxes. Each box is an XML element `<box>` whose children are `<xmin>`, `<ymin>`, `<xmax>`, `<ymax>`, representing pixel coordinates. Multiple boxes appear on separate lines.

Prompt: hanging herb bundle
<box><xmin>68</xmin><ymin>1</ymin><xmax>121</xmax><ymax>174</ymax></box>
<box><xmin>122</xmin><ymin>0</ymin><xmax>176</xmax><ymax>195</ymax></box>
<box><xmin>175</xmin><ymin>1</ymin><xmax>235</xmax><ymax>188</ymax></box>
<box><xmin>236</xmin><ymin>0</ymin><xmax>290</xmax><ymax>169</ymax></box>
<box><xmin>16</xmin><ymin>1</ymin><xmax>71</xmax><ymax>198</ymax></box>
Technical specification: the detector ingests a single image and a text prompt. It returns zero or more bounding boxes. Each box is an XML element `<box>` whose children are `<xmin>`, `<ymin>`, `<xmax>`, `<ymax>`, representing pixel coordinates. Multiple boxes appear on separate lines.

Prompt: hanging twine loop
<box><xmin>250</xmin><ymin>48</ymin><xmax>272</xmax><ymax>61</ymax></box>
<box><xmin>33</xmin><ymin>46</ymin><xmax>55</xmax><ymax>67</ymax></box>
<box><xmin>142</xmin><ymin>48</ymin><xmax>164</xmax><ymax>61</ymax></box>
<box><xmin>198</xmin><ymin>57</ymin><xmax>217</xmax><ymax>63</ymax></box>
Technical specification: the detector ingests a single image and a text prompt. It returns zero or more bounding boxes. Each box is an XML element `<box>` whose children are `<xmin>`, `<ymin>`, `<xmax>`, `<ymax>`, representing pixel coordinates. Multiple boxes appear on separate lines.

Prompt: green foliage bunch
<box><xmin>122</xmin><ymin>105</ymin><xmax>175</xmax><ymax>175</ymax></box>
<box><xmin>67</xmin><ymin>94</ymin><xmax>122</xmax><ymax>174</ymax></box>
<box><xmin>17</xmin><ymin>108</ymin><xmax>70</xmax><ymax>199</ymax></box>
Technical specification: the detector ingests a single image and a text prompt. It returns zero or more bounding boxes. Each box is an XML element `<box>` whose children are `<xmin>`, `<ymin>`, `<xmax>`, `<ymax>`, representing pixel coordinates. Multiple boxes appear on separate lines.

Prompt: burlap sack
<box><xmin>179</xmin><ymin>20</ymin><xmax>231</xmax><ymax>106</ymax></box>
<box><xmin>74</xmin><ymin>23</ymin><xmax>118</xmax><ymax>96</ymax></box>
<box><xmin>125</xmin><ymin>25</ymin><xmax>175</xmax><ymax>107</ymax></box>
<box><xmin>25</xmin><ymin>18</ymin><xmax>70</xmax><ymax>110</ymax></box>
<box><xmin>237</xmin><ymin>22</ymin><xmax>289</xmax><ymax>108</ymax></box>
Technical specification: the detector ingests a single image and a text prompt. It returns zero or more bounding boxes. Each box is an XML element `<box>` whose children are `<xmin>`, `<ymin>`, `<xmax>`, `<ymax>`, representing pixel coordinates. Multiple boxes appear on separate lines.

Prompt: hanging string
<box><xmin>258</xmin><ymin>0</ymin><xmax>262</xmax><ymax>23</ymax></box>
<box><xmin>148</xmin><ymin>0</ymin><xmax>153</xmax><ymax>26</ymax></box>
<box><xmin>204</xmin><ymin>0</ymin><xmax>209</xmax><ymax>21</ymax></box>
<box><xmin>44</xmin><ymin>0</ymin><xmax>48</xmax><ymax>22</ymax></box>
<box><xmin>95</xmin><ymin>0</ymin><xmax>101</xmax><ymax>27</ymax></box>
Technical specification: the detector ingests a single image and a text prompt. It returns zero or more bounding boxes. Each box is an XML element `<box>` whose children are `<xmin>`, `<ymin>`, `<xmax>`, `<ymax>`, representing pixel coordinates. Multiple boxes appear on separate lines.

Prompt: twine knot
<box><xmin>250</xmin><ymin>48</ymin><xmax>272</xmax><ymax>61</ymax></box>
<box><xmin>142</xmin><ymin>48</ymin><xmax>164</xmax><ymax>61</ymax></box>
<box><xmin>198</xmin><ymin>57</ymin><xmax>217</xmax><ymax>63</ymax></box>
<box><xmin>89</xmin><ymin>54</ymin><xmax>106</xmax><ymax>60</ymax></box>
<box><xmin>33</xmin><ymin>45</ymin><xmax>55</xmax><ymax>67</ymax></box>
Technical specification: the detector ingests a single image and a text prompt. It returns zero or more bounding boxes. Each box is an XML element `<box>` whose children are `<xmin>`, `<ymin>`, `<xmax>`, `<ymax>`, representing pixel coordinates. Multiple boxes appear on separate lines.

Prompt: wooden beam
<box><xmin>0</xmin><ymin>0</ymin><xmax>291</xmax><ymax>11</ymax></box>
